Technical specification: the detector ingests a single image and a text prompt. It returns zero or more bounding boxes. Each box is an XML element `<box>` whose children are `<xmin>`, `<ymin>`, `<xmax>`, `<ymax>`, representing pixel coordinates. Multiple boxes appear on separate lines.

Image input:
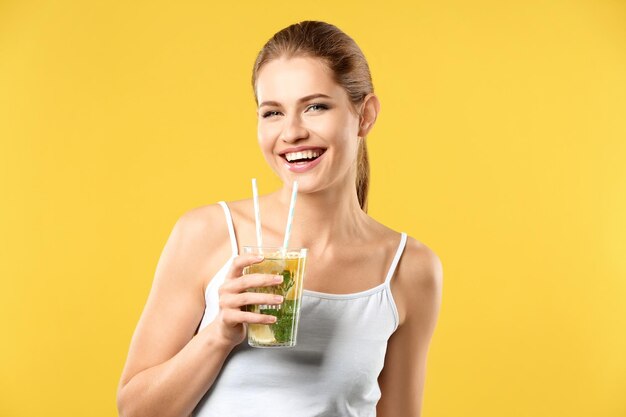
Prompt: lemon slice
<box><xmin>263</xmin><ymin>259</ymin><xmax>287</xmax><ymax>275</ymax></box>
<box><xmin>249</xmin><ymin>323</ymin><xmax>276</xmax><ymax>344</ymax></box>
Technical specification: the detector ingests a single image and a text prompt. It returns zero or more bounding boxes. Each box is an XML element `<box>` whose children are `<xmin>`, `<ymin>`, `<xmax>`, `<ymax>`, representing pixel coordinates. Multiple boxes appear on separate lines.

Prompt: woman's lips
<box><xmin>281</xmin><ymin>150</ymin><xmax>325</xmax><ymax>173</ymax></box>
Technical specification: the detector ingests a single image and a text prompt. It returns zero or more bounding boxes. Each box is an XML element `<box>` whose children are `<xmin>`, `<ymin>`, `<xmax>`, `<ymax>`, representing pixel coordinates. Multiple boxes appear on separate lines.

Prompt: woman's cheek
<box><xmin>257</xmin><ymin>132</ymin><xmax>278</xmax><ymax>163</ymax></box>
<box><xmin>258</xmin><ymin>122</ymin><xmax>280</xmax><ymax>141</ymax></box>
<box><xmin>257</xmin><ymin>127</ymin><xmax>272</xmax><ymax>149</ymax></box>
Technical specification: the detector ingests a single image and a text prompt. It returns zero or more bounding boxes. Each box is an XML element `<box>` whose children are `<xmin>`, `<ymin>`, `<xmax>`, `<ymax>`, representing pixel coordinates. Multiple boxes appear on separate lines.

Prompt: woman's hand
<box><xmin>213</xmin><ymin>254</ymin><xmax>284</xmax><ymax>347</ymax></box>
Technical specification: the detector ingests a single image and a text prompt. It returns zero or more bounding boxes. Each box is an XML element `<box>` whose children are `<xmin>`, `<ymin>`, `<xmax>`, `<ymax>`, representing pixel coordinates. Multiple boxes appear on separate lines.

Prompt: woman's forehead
<box><xmin>256</xmin><ymin>56</ymin><xmax>344</xmax><ymax>105</ymax></box>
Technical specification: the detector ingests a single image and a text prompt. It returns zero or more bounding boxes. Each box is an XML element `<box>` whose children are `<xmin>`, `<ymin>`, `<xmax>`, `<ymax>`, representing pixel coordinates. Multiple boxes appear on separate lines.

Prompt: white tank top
<box><xmin>193</xmin><ymin>201</ymin><xmax>407</xmax><ymax>417</ymax></box>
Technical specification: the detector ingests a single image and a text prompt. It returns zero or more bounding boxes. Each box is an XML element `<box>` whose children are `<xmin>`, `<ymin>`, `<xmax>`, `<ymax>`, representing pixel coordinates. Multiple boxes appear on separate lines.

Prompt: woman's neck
<box><xmin>269</xmin><ymin>180</ymin><xmax>369</xmax><ymax>252</ymax></box>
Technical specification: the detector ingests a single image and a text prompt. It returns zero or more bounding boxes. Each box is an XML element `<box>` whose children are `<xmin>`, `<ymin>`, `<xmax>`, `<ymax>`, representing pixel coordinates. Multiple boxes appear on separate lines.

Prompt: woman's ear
<box><xmin>358</xmin><ymin>93</ymin><xmax>381</xmax><ymax>138</ymax></box>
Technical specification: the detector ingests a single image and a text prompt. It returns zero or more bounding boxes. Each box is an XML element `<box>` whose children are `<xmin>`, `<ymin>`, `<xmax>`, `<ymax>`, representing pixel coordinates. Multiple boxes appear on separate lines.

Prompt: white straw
<box><xmin>282</xmin><ymin>180</ymin><xmax>298</xmax><ymax>250</ymax></box>
<box><xmin>252</xmin><ymin>178</ymin><xmax>263</xmax><ymax>247</ymax></box>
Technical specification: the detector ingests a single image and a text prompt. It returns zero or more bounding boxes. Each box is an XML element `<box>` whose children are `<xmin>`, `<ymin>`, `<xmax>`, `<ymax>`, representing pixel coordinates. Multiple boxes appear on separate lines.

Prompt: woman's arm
<box><xmin>117</xmin><ymin>205</ymin><xmax>232</xmax><ymax>417</ymax></box>
<box><xmin>376</xmin><ymin>239</ymin><xmax>444</xmax><ymax>417</ymax></box>
<box><xmin>117</xmin><ymin>204</ymin><xmax>283</xmax><ymax>417</ymax></box>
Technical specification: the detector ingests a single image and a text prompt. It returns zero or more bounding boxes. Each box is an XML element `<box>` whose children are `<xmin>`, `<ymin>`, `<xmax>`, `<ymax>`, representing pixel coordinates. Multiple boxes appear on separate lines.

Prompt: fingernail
<box><xmin>269</xmin><ymin>316</ymin><xmax>277</xmax><ymax>323</ymax></box>
<box><xmin>274</xmin><ymin>295</ymin><xmax>284</xmax><ymax>303</ymax></box>
<box><xmin>256</xmin><ymin>255</ymin><xmax>264</xmax><ymax>260</ymax></box>
<box><xmin>273</xmin><ymin>275</ymin><xmax>284</xmax><ymax>283</ymax></box>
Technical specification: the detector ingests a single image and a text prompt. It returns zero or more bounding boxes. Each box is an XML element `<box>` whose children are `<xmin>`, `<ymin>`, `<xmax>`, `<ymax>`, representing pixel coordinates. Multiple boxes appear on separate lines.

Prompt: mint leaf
<box><xmin>260</xmin><ymin>300</ymin><xmax>297</xmax><ymax>343</ymax></box>
<box><xmin>281</xmin><ymin>270</ymin><xmax>294</xmax><ymax>294</ymax></box>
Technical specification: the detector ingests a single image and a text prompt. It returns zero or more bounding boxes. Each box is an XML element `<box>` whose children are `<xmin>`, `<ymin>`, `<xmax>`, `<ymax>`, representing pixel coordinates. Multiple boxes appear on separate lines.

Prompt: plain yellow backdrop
<box><xmin>1</xmin><ymin>0</ymin><xmax>625</xmax><ymax>416</ymax></box>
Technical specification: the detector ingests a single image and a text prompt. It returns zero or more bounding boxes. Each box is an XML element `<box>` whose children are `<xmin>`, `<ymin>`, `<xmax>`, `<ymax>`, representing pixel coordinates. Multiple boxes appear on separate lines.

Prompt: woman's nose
<box><xmin>279</xmin><ymin>115</ymin><xmax>309</xmax><ymax>143</ymax></box>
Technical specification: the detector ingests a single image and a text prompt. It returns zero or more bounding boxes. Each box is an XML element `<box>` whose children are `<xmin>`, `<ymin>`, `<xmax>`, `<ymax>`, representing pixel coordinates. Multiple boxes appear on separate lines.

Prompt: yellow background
<box><xmin>1</xmin><ymin>0</ymin><xmax>625</xmax><ymax>416</ymax></box>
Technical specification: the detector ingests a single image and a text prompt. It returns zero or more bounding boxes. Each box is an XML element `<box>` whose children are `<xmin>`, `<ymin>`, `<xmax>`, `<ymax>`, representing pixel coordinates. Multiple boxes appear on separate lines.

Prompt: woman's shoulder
<box><xmin>177</xmin><ymin>201</ymin><xmax>222</xmax><ymax>230</ymax></box>
<box><xmin>393</xmin><ymin>233</ymin><xmax>443</xmax><ymax>323</ymax></box>
<box><xmin>173</xmin><ymin>201</ymin><xmax>245</xmax><ymax>291</ymax></box>
<box><xmin>176</xmin><ymin>198</ymin><xmax>257</xmax><ymax>247</ymax></box>
<box><xmin>173</xmin><ymin>201</ymin><xmax>238</xmax><ymax>252</ymax></box>
<box><xmin>368</xmin><ymin>218</ymin><xmax>443</xmax><ymax>312</ymax></box>
<box><xmin>179</xmin><ymin>197</ymin><xmax>252</xmax><ymax>223</ymax></box>
<box><xmin>399</xmin><ymin>236</ymin><xmax>443</xmax><ymax>288</ymax></box>
<box><xmin>368</xmin><ymin>216</ymin><xmax>426</xmax><ymax>263</ymax></box>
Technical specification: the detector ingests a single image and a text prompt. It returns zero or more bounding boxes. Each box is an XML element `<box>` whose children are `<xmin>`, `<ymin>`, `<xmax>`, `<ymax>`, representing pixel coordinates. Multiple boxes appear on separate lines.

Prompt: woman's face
<box><xmin>255</xmin><ymin>56</ymin><xmax>361</xmax><ymax>194</ymax></box>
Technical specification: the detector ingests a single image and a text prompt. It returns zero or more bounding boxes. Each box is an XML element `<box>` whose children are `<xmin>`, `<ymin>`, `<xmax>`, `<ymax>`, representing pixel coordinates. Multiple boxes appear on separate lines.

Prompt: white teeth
<box><xmin>285</xmin><ymin>150</ymin><xmax>322</xmax><ymax>162</ymax></box>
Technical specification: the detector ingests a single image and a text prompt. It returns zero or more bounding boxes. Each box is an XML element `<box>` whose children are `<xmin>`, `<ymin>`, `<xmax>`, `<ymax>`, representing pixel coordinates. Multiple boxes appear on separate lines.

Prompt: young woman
<box><xmin>117</xmin><ymin>21</ymin><xmax>443</xmax><ymax>417</ymax></box>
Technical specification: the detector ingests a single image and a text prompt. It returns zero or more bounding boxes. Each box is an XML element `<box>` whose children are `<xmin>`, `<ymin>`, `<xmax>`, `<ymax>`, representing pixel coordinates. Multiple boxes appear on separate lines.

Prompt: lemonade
<box><xmin>243</xmin><ymin>248</ymin><xmax>307</xmax><ymax>348</ymax></box>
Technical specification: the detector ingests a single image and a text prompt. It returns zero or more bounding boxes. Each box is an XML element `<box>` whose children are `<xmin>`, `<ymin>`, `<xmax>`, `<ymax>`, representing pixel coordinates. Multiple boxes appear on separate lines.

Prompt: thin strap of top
<box><xmin>218</xmin><ymin>201</ymin><xmax>238</xmax><ymax>256</ymax></box>
<box><xmin>384</xmin><ymin>232</ymin><xmax>408</xmax><ymax>285</ymax></box>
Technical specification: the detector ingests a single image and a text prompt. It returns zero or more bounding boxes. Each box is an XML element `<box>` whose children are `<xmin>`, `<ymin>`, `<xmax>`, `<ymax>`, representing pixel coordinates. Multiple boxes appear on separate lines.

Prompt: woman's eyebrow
<box><xmin>259</xmin><ymin>93</ymin><xmax>332</xmax><ymax>108</ymax></box>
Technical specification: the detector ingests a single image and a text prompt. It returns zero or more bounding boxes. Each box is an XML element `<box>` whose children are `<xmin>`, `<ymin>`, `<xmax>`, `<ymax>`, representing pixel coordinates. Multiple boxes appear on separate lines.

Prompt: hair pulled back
<box><xmin>251</xmin><ymin>21</ymin><xmax>374</xmax><ymax>212</ymax></box>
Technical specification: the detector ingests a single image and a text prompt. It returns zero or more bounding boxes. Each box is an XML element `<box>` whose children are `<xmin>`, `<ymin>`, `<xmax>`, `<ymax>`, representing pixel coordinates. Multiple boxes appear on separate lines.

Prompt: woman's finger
<box><xmin>225</xmin><ymin>254</ymin><xmax>264</xmax><ymax>279</ymax></box>
<box><xmin>218</xmin><ymin>273</ymin><xmax>281</xmax><ymax>297</ymax></box>
<box><xmin>230</xmin><ymin>273</ymin><xmax>283</xmax><ymax>293</ymax></box>
<box><xmin>221</xmin><ymin>309</ymin><xmax>278</xmax><ymax>326</ymax></box>
<box><xmin>219</xmin><ymin>292</ymin><xmax>284</xmax><ymax>310</ymax></box>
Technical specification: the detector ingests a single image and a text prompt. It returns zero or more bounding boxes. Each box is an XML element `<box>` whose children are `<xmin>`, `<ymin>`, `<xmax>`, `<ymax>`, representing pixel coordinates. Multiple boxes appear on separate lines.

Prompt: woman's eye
<box><xmin>262</xmin><ymin>111</ymin><xmax>281</xmax><ymax>118</ymax></box>
<box><xmin>307</xmin><ymin>103</ymin><xmax>329</xmax><ymax>112</ymax></box>
<box><xmin>261</xmin><ymin>104</ymin><xmax>328</xmax><ymax>119</ymax></box>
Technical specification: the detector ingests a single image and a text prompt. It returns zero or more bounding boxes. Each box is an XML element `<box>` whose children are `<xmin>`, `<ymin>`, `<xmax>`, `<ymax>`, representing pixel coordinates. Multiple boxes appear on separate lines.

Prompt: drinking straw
<box><xmin>282</xmin><ymin>180</ymin><xmax>298</xmax><ymax>251</ymax></box>
<box><xmin>252</xmin><ymin>178</ymin><xmax>263</xmax><ymax>248</ymax></box>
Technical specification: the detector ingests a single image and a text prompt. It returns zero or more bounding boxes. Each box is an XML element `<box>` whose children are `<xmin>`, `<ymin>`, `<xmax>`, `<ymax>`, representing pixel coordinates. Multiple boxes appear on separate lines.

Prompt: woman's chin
<box><xmin>278</xmin><ymin>175</ymin><xmax>322</xmax><ymax>194</ymax></box>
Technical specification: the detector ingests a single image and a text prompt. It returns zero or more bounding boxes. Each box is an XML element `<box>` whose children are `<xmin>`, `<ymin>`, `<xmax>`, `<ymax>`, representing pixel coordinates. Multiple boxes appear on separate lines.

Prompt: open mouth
<box><xmin>280</xmin><ymin>148</ymin><xmax>327</xmax><ymax>164</ymax></box>
<box><xmin>278</xmin><ymin>148</ymin><xmax>327</xmax><ymax>173</ymax></box>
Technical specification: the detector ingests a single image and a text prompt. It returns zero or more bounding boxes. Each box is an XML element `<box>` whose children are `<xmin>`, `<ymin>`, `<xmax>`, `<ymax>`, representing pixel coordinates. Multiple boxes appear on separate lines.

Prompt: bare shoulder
<box><xmin>393</xmin><ymin>236</ymin><xmax>444</xmax><ymax>325</ymax></box>
<box><xmin>175</xmin><ymin>203</ymin><xmax>228</xmax><ymax>248</ymax></box>
<box><xmin>398</xmin><ymin>236</ymin><xmax>444</xmax><ymax>290</ymax></box>
<box><xmin>170</xmin><ymin>202</ymin><xmax>233</xmax><ymax>291</ymax></box>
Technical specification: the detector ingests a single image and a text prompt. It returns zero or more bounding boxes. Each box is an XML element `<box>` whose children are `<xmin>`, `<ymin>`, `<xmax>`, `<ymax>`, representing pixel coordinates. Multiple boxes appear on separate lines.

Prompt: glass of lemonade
<box><xmin>242</xmin><ymin>246</ymin><xmax>307</xmax><ymax>348</ymax></box>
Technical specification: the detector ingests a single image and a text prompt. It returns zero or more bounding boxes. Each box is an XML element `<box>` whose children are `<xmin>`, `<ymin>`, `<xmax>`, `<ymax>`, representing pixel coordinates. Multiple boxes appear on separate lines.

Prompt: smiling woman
<box><xmin>117</xmin><ymin>20</ymin><xmax>443</xmax><ymax>417</ymax></box>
